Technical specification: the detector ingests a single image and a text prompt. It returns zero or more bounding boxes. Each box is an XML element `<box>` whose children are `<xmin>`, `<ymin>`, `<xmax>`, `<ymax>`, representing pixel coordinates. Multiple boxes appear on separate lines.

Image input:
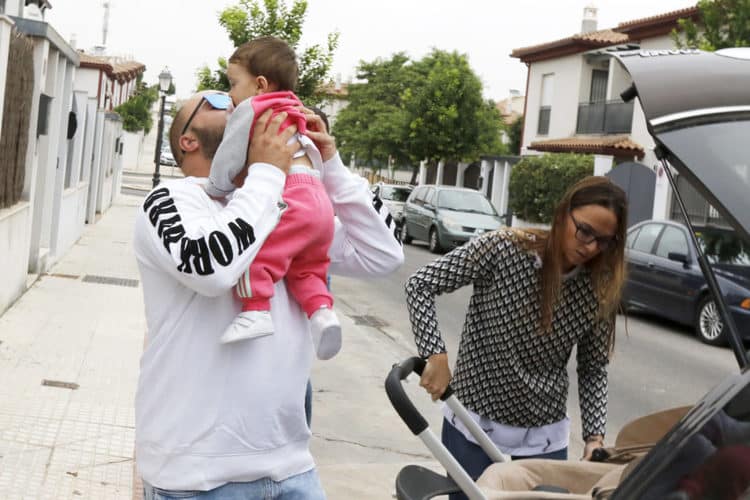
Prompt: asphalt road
<box><xmin>331</xmin><ymin>239</ymin><xmax>738</xmax><ymax>450</ymax></box>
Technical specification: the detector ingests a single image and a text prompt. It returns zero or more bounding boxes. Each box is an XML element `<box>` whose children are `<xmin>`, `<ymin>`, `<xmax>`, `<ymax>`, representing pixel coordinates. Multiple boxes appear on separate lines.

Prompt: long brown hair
<box><xmin>514</xmin><ymin>176</ymin><xmax>627</xmax><ymax>351</ymax></box>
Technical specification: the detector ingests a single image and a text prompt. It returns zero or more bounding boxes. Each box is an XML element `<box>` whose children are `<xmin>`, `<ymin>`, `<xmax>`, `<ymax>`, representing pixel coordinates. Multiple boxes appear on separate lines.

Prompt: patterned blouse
<box><xmin>404</xmin><ymin>229</ymin><xmax>611</xmax><ymax>440</ymax></box>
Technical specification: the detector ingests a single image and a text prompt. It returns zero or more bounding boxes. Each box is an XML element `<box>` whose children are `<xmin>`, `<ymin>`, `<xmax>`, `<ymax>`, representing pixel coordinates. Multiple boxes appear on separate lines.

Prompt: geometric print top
<box><xmin>404</xmin><ymin>229</ymin><xmax>610</xmax><ymax>440</ymax></box>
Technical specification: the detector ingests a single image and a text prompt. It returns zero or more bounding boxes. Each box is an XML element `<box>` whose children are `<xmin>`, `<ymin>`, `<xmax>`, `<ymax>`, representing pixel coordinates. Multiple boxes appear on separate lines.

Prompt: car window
<box><xmin>632</xmin><ymin>223</ymin><xmax>662</xmax><ymax>254</ymax></box>
<box><xmin>381</xmin><ymin>186</ymin><xmax>412</xmax><ymax>202</ymax></box>
<box><xmin>655</xmin><ymin>225</ymin><xmax>688</xmax><ymax>259</ymax></box>
<box><xmin>437</xmin><ymin>190</ymin><xmax>497</xmax><ymax>215</ymax></box>
<box><xmin>626</xmin><ymin>227</ymin><xmax>641</xmax><ymax>249</ymax></box>
<box><xmin>411</xmin><ymin>187</ymin><xmax>425</xmax><ymax>205</ymax></box>
<box><xmin>424</xmin><ymin>189</ymin><xmax>435</xmax><ymax>206</ymax></box>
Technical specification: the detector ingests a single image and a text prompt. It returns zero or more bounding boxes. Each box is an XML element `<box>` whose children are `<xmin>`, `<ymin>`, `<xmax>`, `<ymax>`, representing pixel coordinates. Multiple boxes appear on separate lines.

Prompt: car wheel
<box><xmin>695</xmin><ymin>295</ymin><xmax>725</xmax><ymax>346</ymax></box>
<box><xmin>400</xmin><ymin>221</ymin><xmax>412</xmax><ymax>244</ymax></box>
<box><xmin>428</xmin><ymin>227</ymin><xmax>442</xmax><ymax>253</ymax></box>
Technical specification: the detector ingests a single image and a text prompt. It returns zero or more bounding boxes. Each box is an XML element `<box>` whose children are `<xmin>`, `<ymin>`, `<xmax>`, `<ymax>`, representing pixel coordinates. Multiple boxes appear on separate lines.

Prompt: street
<box><xmin>330</xmin><ymin>239</ymin><xmax>738</xmax><ymax>453</ymax></box>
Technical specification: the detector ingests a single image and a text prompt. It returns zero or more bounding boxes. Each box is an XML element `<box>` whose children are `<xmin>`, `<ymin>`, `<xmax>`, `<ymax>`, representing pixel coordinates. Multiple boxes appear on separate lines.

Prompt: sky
<box><xmin>46</xmin><ymin>0</ymin><xmax>694</xmax><ymax>102</ymax></box>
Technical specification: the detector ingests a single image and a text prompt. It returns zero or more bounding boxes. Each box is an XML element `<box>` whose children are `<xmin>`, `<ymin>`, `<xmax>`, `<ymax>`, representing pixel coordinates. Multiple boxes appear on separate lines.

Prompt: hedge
<box><xmin>508</xmin><ymin>153</ymin><xmax>594</xmax><ymax>223</ymax></box>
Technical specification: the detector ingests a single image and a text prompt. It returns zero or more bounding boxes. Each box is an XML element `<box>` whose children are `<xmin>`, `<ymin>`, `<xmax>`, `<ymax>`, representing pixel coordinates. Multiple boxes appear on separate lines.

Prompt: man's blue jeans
<box><xmin>143</xmin><ymin>469</ymin><xmax>326</xmax><ymax>500</ymax></box>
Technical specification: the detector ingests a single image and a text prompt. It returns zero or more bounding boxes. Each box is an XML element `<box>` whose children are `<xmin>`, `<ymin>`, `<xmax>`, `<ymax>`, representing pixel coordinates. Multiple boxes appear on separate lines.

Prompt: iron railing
<box><xmin>576</xmin><ymin>100</ymin><xmax>634</xmax><ymax>135</ymax></box>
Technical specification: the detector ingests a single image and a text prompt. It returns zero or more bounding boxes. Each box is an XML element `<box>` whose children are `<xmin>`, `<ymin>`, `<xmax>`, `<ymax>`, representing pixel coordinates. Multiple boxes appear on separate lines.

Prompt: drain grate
<box><xmin>82</xmin><ymin>275</ymin><xmax>139</xmax><ymax>288</ymax></box>
<box><xmin>42</xmin><ymin>379</ymin><xmax>79</xmax><ymax>390</ymax></box>
<box><xmin>350</xmin><ymin>315</ymin><xmax>388</xmax><ymax>328</ymax></box>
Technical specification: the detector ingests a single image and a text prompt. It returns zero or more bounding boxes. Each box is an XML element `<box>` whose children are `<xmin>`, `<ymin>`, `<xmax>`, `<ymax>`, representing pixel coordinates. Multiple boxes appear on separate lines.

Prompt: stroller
<box><xmin>386</xmin><ymin>48</ymin><xmax>750</xmax><ymax>500</ymax></box>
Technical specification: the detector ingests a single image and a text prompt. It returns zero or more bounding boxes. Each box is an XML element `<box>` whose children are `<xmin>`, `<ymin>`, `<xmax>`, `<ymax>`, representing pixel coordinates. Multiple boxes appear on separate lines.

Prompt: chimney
<box><xmin>581</xmin><ymin>3</ymin><xmax>598</xmax><ymax>34</ymax></box>
<box><xmin>69</xmin><ymin>33</ymin><xmax>77</xmax><ymax>50</ymax></box>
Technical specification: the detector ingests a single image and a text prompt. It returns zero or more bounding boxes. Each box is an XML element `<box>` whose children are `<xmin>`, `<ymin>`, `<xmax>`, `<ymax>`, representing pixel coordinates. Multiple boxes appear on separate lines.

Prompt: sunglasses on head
<box><xmin>180</xmin><ymin>93</ymin><xmax>232</xmax><ymax>137</ymax></box>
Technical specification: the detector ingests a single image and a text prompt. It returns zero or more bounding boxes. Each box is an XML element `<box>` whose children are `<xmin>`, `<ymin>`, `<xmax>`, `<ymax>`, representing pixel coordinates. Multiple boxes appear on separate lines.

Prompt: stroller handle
<box><xmin>385</xmin><ymin>356</ymin><xmax>454</xmax><ymax>435</ymax></box>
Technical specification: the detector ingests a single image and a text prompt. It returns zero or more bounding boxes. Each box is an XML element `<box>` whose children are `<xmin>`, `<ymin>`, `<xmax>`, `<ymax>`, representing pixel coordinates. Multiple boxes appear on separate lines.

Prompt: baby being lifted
<box><xmin>205</xmin><ymin>36</ymin><xmax>341</xmax><ymax>360</ymax></box>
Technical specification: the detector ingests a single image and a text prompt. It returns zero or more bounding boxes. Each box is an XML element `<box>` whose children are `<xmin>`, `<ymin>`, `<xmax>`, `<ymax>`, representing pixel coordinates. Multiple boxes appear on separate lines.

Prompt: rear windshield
<box><xmin>696</xmin><ymin>228</ymin><xmax>750</xmax><ymax>266</ymax></box>
<box><xmin>658</xmin><ymin>117</ymin><xmax>750</xmax><ymax>243</ymax></box>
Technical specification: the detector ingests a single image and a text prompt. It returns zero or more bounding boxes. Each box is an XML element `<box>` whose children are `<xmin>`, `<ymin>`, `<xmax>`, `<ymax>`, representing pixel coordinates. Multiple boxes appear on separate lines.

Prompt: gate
<box><xmin>606</xmin><ymin>162</ymin><xmax>655</xmax><ymax>227</ymax></box>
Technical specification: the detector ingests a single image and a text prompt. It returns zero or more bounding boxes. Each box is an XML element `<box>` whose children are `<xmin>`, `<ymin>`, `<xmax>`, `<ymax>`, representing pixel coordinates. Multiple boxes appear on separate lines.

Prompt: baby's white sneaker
<box><xmin>310</xmin><ymin>307</ymin><xmax>341</xmax><ymax>360</ymax></box>
<box><xmin>220</xmin><ymin>310</ymin><xmax>275</xmax><ymax>344</ymax></box>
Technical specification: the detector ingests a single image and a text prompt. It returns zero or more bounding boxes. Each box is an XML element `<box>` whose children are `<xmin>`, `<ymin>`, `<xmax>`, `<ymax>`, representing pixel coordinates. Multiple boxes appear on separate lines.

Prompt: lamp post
<box><xmin>152</xmin><ymin>67</ymin><xmax>173</xmax><ymax>188</ymax></box>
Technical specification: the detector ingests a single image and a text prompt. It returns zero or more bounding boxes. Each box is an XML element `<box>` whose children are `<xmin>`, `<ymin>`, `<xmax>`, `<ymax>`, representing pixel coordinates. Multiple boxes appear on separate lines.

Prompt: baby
<box><xmin>205</xmin><ymin>36</ymin><xmax>341</xmax><ymax>360</ymax></box>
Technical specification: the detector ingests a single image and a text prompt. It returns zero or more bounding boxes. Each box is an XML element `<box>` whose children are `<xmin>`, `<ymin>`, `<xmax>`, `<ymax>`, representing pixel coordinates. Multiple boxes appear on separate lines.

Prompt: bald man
<box><xmin>134</xmin><ymin>91</ymin><xmax>403</xmax><ymax>499</ymax></box>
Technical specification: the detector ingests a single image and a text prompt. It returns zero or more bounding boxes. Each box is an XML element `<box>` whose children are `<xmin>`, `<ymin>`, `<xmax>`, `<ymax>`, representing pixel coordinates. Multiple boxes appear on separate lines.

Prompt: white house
<box><xmin>0</xmin><ymin>2</ymin><xmax>145</xmax><ymax>315</ymax></box>
<box><xmin>511</xmin><ymin>5</ymin><xmax>701</xmax><ymax>224</ymax></box>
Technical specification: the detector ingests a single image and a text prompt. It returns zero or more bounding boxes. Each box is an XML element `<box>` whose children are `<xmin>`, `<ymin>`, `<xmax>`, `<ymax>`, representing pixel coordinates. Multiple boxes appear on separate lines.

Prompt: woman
<box><xmin>404</xmin><ymin>176</ymin><xmax>627</xmax><ymax>494</ymax></box>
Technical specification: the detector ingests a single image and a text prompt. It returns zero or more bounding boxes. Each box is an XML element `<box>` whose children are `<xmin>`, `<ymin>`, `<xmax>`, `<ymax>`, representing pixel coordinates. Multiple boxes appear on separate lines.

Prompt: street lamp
<box><xmin>152</xmin><ymin>67</ymin><xmax>173</xmax><ymax>188</ymax></box>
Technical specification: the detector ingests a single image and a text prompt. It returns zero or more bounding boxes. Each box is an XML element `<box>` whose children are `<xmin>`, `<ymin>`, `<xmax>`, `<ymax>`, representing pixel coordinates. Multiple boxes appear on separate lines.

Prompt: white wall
<box><xmin>0</xmin><ymin>203</ymin><xmax>32</xmax><ymax>314</ymax></box>
<box><xmin>521</xmin><ymin>54</ymin><xmax>585</xmax><ymax>153</ymax></box>
<box><xmin>74</xmin><ymin>67</ymin><xmax>100</xmax><ymax>96</ymax></box>
<box><xmin>121</xmin><ymin>130</ymin><xmax>144</xmax><ymax>170</ymax></box>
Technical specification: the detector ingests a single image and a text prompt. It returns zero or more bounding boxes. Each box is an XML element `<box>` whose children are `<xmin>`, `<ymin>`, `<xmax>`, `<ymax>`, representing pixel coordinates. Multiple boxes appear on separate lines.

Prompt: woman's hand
<box><xmin>420</xmin><ymin>353</ymin><xmax>452</xmax><ymax>401</ymax></box>
<box><xmin>581</xmin><ymin>435</ymin><xmax>605</xmax><ymax>461</ymax></box>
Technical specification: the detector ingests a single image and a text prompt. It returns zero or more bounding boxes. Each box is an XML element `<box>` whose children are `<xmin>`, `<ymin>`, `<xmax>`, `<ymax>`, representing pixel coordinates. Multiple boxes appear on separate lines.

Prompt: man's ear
<box><xmin>178</xmin><ymin>133</ymin><xmax>199</xmax><ymax>154</ymax></box>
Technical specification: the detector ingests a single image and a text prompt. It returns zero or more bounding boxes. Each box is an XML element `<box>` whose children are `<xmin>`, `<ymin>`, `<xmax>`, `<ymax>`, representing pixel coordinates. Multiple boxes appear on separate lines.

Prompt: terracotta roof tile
<box><xmin>77</xmin><ymin>51</ymin><xmax>145</xmax><ymax>80</ymax></box>
<box><xmin>511</xmin><ymin>4</ymin><xmax>698</xmax><ymax>62</ymax></box>
<box><xmin>529</xmin><ymin>135</ymin><xmax>644</xmax><ymax>159</ymax></box>
<box><xmin>617</xmin><ymin>5</ymin><xmax>699</xmax><ymax>30</ymax></box>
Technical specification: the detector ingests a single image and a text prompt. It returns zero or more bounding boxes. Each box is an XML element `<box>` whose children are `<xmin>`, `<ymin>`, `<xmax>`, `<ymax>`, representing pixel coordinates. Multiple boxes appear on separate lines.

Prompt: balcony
<box><xmin>576</xmin><ymin>100</ymin><xmax>634</xmax><ymax>135</ymax></box>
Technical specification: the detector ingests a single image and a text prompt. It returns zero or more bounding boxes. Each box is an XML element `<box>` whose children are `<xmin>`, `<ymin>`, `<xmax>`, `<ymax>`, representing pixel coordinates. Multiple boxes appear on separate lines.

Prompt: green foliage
<box><xmin>333</xmin><ymin>50</ymin><xmax>505</xmax><ymax>172</ymax></box>
<box><xmin>196</xmin><ymin>0</ymin><xmax>339</xmax><ymax>105</ymax></box>
<box><xmin>506</xmin><ymin>116</ymin><xmax>524</xmax><ymax>156</ymax></box>
<box><xmin>332</xmin><ymin>53</ymin><xmax>414</xmax><ymax>167</ymax></box>
<box><xmin>114</xmin><ymin>82</ymin><xmax>159</xmax><ymax>134</ymax></box>
<box><xmin>672</xmin><ymin>0</ymin><xmax>750</xmax><ymax>50</ymax></box>
<box><xmin>508</xmin><ymin>153</ymin><xmax>594</xmax><ymax>223</ymax></box>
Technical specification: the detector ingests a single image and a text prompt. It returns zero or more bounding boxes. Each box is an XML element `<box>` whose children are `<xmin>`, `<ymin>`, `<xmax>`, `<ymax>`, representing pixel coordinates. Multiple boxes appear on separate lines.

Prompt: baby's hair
<box><xmin>229</xmin><ymin>36</ymin><xmax>298</xmax><ymax>91</ymax></box>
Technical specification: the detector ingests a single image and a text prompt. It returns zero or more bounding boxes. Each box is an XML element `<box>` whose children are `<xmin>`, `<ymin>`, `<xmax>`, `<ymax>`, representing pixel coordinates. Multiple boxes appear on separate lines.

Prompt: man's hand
<box><xmin>302</xmin><ymin>108</ymin><xmax>337</xmax><ymax>162</ymax></box>
<box><xmin>247</xmin><ymin>109</ymin><xmax>300</xmax><ymax>174</ymax></box>
<box><xmin>420</xmin><ymin>353</ymin><xmax>452</xmax><ymax>402</ymax></box>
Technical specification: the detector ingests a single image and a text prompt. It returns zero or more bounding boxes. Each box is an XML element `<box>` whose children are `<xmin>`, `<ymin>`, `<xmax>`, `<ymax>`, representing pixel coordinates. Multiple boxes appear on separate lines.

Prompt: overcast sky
<box><xmin>46</xmin><ymin>0</ymin><xmax>693</xmax><ymax>101</ymax></box>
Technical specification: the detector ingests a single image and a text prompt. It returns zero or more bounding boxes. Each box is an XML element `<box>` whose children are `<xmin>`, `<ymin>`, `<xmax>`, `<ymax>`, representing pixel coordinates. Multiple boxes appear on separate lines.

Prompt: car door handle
<box><xmin>647</xmin><ymin>262</ymin><xmax>655</xmax><ymax>268</ymax></box>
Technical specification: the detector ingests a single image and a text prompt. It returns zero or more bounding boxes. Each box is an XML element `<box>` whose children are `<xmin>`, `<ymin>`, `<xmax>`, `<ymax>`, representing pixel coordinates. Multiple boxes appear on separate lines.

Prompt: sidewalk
<box><xmin>0</xmin><ymin>193</ymin><xmax>443</xmax><ymax>499</ymax></box>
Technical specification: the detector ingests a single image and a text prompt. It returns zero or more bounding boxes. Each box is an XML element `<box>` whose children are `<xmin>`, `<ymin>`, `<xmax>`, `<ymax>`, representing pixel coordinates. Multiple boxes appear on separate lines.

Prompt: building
<box><xmin>0</xmin><ymin>1</ymin><xmax>145</xmax><ymax>315</ymax></box>
<box><xmin>511</xmin><ymin>4</ymin><xmax>702</xmax><ymax>225</ymax></box>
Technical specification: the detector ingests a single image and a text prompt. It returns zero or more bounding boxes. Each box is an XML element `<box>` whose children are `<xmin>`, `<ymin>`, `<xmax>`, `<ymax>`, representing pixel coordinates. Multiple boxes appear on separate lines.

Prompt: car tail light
<box><xmin>741</xmin><ymin>298</ymin><xmax>750</xmax><ymax>310</ymax></box>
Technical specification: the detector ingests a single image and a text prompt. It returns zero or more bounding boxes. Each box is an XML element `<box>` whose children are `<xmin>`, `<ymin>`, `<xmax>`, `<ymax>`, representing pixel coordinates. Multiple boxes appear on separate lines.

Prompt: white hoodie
<box><xmin>134</xmin><ymin>154</ymin><xmax>403</xmax><ymax>491</ymax></box>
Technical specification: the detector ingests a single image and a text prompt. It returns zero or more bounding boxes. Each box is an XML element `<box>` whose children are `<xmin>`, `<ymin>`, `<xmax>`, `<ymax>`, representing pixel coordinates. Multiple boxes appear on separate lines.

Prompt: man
<box><xmin>134</xmin><ymin>91</ymin><xmax>404</xmax><ymax>499</ymax></box>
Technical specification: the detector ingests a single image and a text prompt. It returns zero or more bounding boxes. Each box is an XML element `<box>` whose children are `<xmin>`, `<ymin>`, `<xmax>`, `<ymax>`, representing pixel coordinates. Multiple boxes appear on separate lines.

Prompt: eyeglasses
<box><xmin>569</xmin><ymin>212</ymin><xmax>617</xmax><ymax>252</ymax></box>
<box><xmin>180</xmin><ymin>92</ymin><xmax>232</xmax><ymax>137</ymax></box>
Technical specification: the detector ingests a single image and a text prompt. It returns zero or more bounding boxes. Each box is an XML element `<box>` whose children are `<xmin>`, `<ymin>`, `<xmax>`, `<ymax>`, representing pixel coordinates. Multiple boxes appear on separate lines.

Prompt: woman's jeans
<box><xmin>441</xmin><ymin>418</ymin><xmax>567</xmax><ymax>500</ymax></box>
<box><xmin>143</xmin><ymin>469</ymin><xmax>326</xmax><ymax>500</ymax></box>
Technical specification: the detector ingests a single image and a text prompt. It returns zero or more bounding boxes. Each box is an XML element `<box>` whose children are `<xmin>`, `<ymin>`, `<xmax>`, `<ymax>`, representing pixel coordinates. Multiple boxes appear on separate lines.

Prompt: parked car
<box><xmin>623</xmin><ymin>220</ymin><xmax>750</xmax><ymax>345</ymax></box>
<box><xmin>400</xmin><ymin>185</ymin><xmax>503</xmax><ymax>253</ymax></box>
<box><xmin>160</xmin><ymin>150</ymin><xmax>176</xmax><ymax>167</ymax></box>
<box><xmin>371</xmin><ymin>183</ymin><xmax>413</xmax><ymax>226</ymax></box>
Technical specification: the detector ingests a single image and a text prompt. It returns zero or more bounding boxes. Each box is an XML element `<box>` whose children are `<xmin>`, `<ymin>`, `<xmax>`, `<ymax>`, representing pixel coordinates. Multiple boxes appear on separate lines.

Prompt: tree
<box><xmin>332</xmin><ymin>53</ymin><xmax>415</xmax><ymax>169</ymax></box>
<box><xmin>196</xmin><ymin>0</ymin><xmax>339</xmax><ymax>105</ymax></box>
<box><xmin>672</xmin><ymin>0</ymin><xmax>750</xmax><ymax>50</ymax></box>
<box><xmin>506</xmin><ymin>116</ymin><xmax>524</xmax><ymax>156</ymax></box>
<box><xmin>114</xmin><ymin>82</ymin><xmax>159</xmax><ymax>134</ymax></box>
<box><xmin>402</xmin><ymin>49</ymin><xmax>504</xmax><ymax>166</ymax></box>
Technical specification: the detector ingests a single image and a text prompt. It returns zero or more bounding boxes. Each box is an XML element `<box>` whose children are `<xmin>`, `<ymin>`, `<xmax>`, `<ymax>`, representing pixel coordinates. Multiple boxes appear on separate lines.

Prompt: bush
<box><xmin>509</xmin><ymin>153</ymin><xmax>594</xmax><ymax>223</ymax></box>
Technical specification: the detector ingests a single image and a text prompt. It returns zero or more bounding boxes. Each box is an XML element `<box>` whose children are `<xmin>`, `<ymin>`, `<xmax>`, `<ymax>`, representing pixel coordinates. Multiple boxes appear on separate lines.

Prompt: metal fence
<box><xmin>576</xmin><ymin>100</ymin><xmax>634</xmax><ymax>135</ymax></box>
<box><xmin>0</xmin><ymin>30</ymin><xmax>34</xmax><ymax>209</ymax></box>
